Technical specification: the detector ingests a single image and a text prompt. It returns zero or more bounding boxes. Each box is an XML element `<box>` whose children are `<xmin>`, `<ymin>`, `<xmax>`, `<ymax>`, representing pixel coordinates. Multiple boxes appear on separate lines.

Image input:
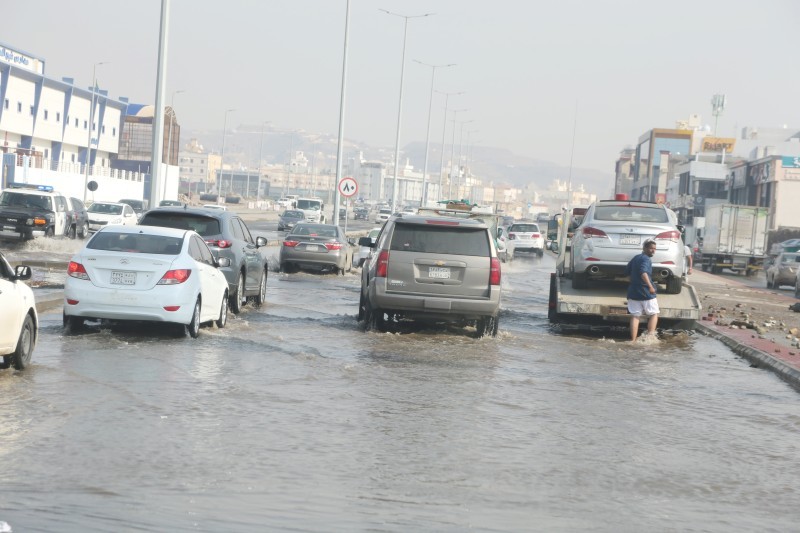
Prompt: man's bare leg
<box><xmin>630</xmin><ymin>315</ymin><xmax>640</xmax><ymax>342</ymax></box>
<box><xmin>646</xmin><ymin>314</ymin><xmax>658</xmax><ymax>337</ymax></box>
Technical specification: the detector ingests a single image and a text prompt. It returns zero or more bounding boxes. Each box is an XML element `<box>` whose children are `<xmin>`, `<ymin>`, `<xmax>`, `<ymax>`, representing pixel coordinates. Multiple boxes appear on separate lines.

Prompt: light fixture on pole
<box><xmin>83</xmin><ymin>61</ymin><xmax>108</xmax><ymax>203</ymax></box>
<box><xmin>436</xmin><ymin>90</ymin><xmax>463</xmax><ymax>201</ymax></box>
<box><xmin>380</xmin><ymin>8</ymin><xmax>434</xmax><ymax>213</ymax></box>
<box><xmin>414</xmin><ymin>60</ymin><xmax>455</xmax><ymax>208</ymax></box>
<box><xmin>162</xmin><ymin>89</ymin><xmax>184</xmax><ymax>200</ymax></box>
<box><xmin>218</xmin><ymin>108</ymin><xmax>235</xmax><ymax>204</ymax></box>
<box><xmin>447</xmin><ymin>108</ymin><xmax>467</xmax><ymax>198</ymax></box>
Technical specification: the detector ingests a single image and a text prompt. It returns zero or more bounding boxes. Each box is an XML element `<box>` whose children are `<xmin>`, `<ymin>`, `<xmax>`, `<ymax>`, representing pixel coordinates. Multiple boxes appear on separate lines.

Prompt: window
<box><xmin>71</xmin><ymin>154</ymin><xmax>76</xmax><ymax>163</ymax></box>
<box><xmin>56</xmin><ymin>112</ymin><xmax>61</xmax><ymax>122</ymax></box>
<box><xmin>44</xmin><ymin>110</ymin><xmax>49</xmax><ymax>120</ymax></box>
<box><xmin>17</xmin><ymin>102</ymin><xmax>22</xmax><ymax>113</ymax></box>
<box><xmin>112</xmin><ymin>127</ymin><xmax>116</xmax><ymax>137</ymax></box>
<box><xmin>3</xmin><ymin>99</ymin><xmax>7</xmax><ymax>109</ymax></box>
<box><xmin>75</xmin><ymin>118</ymin><xmax>79</xmax><ymax>127</ymax></box>
<box><xmin>102</xmin><ymin>125</ymin><xmax>105</xmax><ymax>134</ymax></box>
<box><xmin>44</xmin><ymin>149</ymin><xmax>49</xmax><ymax>159</ymax></box>
<box><xmin>92</xmin><ymin>122</ymin><xmax>96</xmax><ymax>131</ymax></box>
<box><xmin>84</xmin><ymin>120</ymin><xmax>88</xmax><ymax>130</ymax></box>
<box><xmin>30</xmin><ymin>105</ymin><xmax>34</xmax><ymax>116</ymax></box>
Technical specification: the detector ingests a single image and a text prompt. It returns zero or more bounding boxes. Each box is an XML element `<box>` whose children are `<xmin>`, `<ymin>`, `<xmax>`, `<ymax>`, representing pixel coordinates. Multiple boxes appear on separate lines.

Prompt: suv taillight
<box><xmin>489</xmin><ymin>257</ymin><xmax>501</xmax><ymax>285</ymax></box>
<box><xmin>376</xmin><ymin>250</ymin><xmax>389</xmax><ymax>278</ymax></box>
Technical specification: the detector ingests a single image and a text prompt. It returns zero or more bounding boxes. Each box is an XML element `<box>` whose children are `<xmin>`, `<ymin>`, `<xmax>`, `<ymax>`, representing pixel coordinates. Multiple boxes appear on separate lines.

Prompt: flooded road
<box><xmin>2</xmin><ymin>251</ymin><xmax>800</xmax><ymax>531</ymax></box>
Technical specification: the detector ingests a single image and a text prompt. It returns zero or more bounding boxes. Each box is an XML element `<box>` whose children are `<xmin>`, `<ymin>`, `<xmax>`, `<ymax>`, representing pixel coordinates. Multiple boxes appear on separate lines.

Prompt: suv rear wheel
<box><xmin>476</xmin><ymin>316</ymin><xmax>499</xmax><ymax>338</ymax></box>
<box><xmin>364</xmin><ymin>300</ymin><xmax>385</xmax><ymax>332</ymax></box>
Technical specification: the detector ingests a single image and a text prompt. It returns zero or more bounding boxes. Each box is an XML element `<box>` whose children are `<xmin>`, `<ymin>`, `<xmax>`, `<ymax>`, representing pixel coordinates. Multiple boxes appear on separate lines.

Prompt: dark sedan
<box><xmin>279</xmin><ymin>223</ymin><xmax>353</xmax><ymax>275</ymax></box>
<box><xmin>278</xmin><ymin>209</ymin><xmax>305</xmax><ymax>231</ymax></box>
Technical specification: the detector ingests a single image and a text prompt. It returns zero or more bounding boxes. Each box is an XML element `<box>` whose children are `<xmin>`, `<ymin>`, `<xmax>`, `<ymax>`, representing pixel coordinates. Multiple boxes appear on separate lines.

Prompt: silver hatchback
<box><xmin>570</xmin><ymin>200</ymin><xmax>685</xmax><ymax>294</ymax></box>
<box><xmin>358</xmin><ymin>214</ymin><xmax>502</xmax><ymax>337</ymax></box>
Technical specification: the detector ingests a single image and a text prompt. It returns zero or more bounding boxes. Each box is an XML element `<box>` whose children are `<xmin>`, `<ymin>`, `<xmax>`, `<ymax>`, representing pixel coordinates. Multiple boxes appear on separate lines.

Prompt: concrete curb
<box><xmin>695</xmin><ymin>321</ymin><xmax>800</xmax><ymax>390</ymax></box>
<box><xmin>36</xmin><ymin>294</ymin><xmax>64</xmax><ymax>314</ymax></box>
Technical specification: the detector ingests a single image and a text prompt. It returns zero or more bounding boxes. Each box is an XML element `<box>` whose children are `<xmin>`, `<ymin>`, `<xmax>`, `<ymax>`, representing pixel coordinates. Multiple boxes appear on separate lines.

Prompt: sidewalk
<box><xmin>689</xmin><ymin>270</ymin><xmax>800</xmax><ymax>389</ymax></box>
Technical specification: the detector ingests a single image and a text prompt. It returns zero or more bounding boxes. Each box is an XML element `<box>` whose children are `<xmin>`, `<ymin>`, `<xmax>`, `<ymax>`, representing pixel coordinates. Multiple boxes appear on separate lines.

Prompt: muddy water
<box><xmin>1</xmin><ymin>253</ymin><xmax>799</xmax><ymax>531</ymax></box>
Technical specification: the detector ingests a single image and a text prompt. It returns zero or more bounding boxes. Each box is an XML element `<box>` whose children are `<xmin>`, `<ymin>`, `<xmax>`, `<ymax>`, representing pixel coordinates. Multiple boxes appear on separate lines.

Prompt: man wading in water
<box><xmin>625</xmin><ymin>239</ymin><xmax>659</xmax><ymax>342</ymax></box>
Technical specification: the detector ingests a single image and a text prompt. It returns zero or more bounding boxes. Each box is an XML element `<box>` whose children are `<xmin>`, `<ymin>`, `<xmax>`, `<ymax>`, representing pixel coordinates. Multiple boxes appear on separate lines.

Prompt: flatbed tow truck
<box><xmin>547</xmin><ymin>207</ymin><xmax>701</xmax><ymax>332</ymax></box>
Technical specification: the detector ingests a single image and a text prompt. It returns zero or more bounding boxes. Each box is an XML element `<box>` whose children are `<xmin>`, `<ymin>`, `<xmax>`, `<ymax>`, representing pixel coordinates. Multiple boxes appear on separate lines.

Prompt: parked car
<box><xmin>569</xmin><ymin>199</ymin><xmax>685</xmax><ymax>293</ymax></box>
<box><xmin>63</xmin><ymin>225</ymin><xmax>230</xmax><ymax>337</ymax></box>
<box><xmin>87</xmin><ymin>201</ymin><xmax>138</xmax><ymax>233</ymax></box>
<box><xmin>766</xmin><ymin>252</ymin><xmax>800</xmax><ymax>289</ymax></box>
<box><xmin>279</xmin><ymin>223</ymin><xmax>354</xmax><ymax>275</ymax></box>
<box><xmin>339</xmin><ymin>207</ymin><xmax>348</xmax><ymax>220</ymax></box>
<box><xmin>354</xmin><ymin>227</ymin><xmax>382</xmax><ymax>268</ymax></box>
<box><xmin>0</xmin><ymin>184</ymin><xmax>70</xmax><ymax>240</ymax></box>
<box><xmin>118</xmin><ymin>198</ymin><xmax>147</xmax><ymax>220</ymax></box>
<box><xmin>65</xmin><ymin>196</ymin><xmax>90</xmax><ymax>239</ymax></box>
<box><xmin>507</xmin><ymin>222</ymin><xmax>545</xmax><ymax>258</ymax></box>
<box><xmin>0</xmin><ymin>251</ymin><xmax>37</xmax><ymax>370</ymax></box>
<box><xmin>358</xmin><ymin>214</ymin><xmax>501</xmax><ymax>337</ymax></box>
<box><xmin>159</xmin><ymin>200</ymin><xmax>184</xmax><ymax>207</ymax></box>
<box><xmin>138</xmin><ymin>206</ymin><xmax>269</xmax><ymax>313</ymax></box>
<box><xmin>375</xmin><ymin>208</ymin><xmax>392</xmax><ymax>224</ymax></box>
<box><xmin>496</xmin><ymin>226</ymin><xmax>511</xmax><ymax>263</ymax></box>
<box><xmin>278</xmin><ymin>209</ymin><xmax>305</xmax><ymax>231</ymax></box>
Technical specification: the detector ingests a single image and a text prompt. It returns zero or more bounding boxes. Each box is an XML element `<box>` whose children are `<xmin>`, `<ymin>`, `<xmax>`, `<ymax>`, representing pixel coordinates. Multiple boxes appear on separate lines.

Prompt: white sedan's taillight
<box><xmin>67</xmin><ymin>261</ymin><xmax>90</xmax><ymax>280</ymax></box>
<box><xmin>157</xmin><ymin>269</ymin><xmax>191</xmax><ymax>285</ymax></box>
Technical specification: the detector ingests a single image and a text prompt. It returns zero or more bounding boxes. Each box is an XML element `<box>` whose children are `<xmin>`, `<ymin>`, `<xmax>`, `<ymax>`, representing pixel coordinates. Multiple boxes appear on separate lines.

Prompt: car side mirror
<box><xmin>216</xmin><ymin>257</ymin><xmax>232</xmax><ymax>268</ymax></box>
<box><xmin>676</xmin><ymin>224</ymin><xmax>685</xmax><ymax>234</ymax></box>
<box><xmin>256</xmin><ymin>236</ymin><xmax>268</xmax><ymax>247</ymax></box>
<box><xmin>14</xmin><ymin>265</ymin><xmax>32</xmax><ymax>281</ymax></box>
<box><xmin>348</xmin><ymin>238</ymin><xmax>356</xmax><ymax>246</ymax></box>
<box><xmin>358</xmin><ymin>236</ymin><xmax>374</xmax><ymax>247</ymax></box>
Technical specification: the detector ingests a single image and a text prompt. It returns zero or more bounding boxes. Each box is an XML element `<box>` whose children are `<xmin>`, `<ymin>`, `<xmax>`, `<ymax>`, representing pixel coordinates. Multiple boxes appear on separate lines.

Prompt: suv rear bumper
<box><xmin>370</xmin><ymin>283</ymin><xmax>500</xmax><ymax>320</ymax></box>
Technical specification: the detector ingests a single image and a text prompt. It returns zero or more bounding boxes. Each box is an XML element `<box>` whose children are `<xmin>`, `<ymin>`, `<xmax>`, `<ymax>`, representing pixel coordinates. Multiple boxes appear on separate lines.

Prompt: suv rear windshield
<box><xmin>593</xmin><ymin>205</ymin><xmax>668</xmax><ymax>223</ymax></box>
<box><xmin>390</xmin><ymin>223</ymin><xmax>489</xmax><ymax>256</ymax></box>
<box><xmin>139</xmin><ymin>212</ymin><xmax>222</xmax><ymax>236</ymax></box>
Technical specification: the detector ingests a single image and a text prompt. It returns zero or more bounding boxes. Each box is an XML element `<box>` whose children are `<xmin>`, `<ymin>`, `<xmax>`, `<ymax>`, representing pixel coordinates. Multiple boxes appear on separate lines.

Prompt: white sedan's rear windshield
<box><xmin>390</xmin><ymin>224</ymin><xmax>489</xmax><ymax>256</ymax></box>
<box><xmin>594</xmin><ymin>206</ymin><xmax>669</xmax><ymax>223</ymax></box>
<box><xmin>510</xmin><ymin>224</ymin><xmax>540</xmax><ymax>233</ymax></box>
<box><xmin>88</xmin><ymin>232</ymin><xmax>183</xmax><ymax>254</ymax></box>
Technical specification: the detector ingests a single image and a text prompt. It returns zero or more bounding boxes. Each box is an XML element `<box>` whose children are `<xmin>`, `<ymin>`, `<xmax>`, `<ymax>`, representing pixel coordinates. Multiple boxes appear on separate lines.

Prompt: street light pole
<box><xmin>83</xmin><ymin>61</ymin><xmax>108</xmax><ymax>203</ymax></box>
<box><xmin>447</xmin><ymin>108</ymin><xmax>467</xmax><ymax>198</ymax></box>
<box><xmin>457</xmin><ymin>119</ymin><xmax>475</xmax><ymax>197</ymax></box>
<box><xmin>256</xmin><ymin>121</ymin><xmax>269</xmax><ymax>203</ymax></box>
<box><xmin>380</xmin><ymin>8</ymin><xmax>434</xmax><ymax>213</ymax></box>
<box><xmin>217</xmin><ymin>108</ymin><xmax>234</xmax><ymax>204</ymax></box>
<box><xmin>163</xmin><ymin>89</ymin><xmax>184</xmax><ymax>201</ymax></box>
<box><xmin>414</xmin><ymin>60</ymin><xmax>455</xmax><ymax>208</ymax></box>
<box><xmin>436</xmin><ymin>91</ymin><xmax>463</xmax><ymax>202</ymax></box>
<box><xmin>334</xmin><ymin>0</ymin><xmax>352</xmax><ymax>225</ymax></box>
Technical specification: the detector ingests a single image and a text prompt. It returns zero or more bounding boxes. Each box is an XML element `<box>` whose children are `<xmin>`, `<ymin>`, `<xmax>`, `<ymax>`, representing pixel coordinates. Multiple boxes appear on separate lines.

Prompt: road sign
<box><xmin>338</xmin><ymin>177</ymin><xmax>358</xmax><ymax>197</ymax></box>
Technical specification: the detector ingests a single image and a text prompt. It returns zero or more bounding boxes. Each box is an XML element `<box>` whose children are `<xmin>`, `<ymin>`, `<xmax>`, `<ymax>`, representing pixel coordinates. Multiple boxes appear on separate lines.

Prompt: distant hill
<box><xmin>181</xmin><ymin>126</ymin><xmax>613</xmax><ymax>196</ymax></box>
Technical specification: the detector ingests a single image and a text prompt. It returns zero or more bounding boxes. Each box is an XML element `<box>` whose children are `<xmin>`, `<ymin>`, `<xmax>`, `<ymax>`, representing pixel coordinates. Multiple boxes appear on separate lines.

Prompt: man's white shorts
<box><xmin>628</xmin><ymin>299</ymin><xmax>660</xmax><ymax>316</ymax></box>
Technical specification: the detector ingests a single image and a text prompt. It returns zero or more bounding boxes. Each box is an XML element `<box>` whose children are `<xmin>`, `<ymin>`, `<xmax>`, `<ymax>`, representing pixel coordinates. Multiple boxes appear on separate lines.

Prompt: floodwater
<box><xmin>1</xmin><ymin>249</ymin><xmax>800</xmax><ymax>532</ymax></box>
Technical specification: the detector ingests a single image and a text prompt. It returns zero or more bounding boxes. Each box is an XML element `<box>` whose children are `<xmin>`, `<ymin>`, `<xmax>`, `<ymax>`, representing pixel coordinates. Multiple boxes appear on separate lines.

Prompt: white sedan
<box><xmin>64</xmin><ymin>225</ymin><xmax>231</xmax><ymax>337</ymax></box>
<box><xmin>87</xmin><ymin>201</ymin><xmax>138</xmax><ymax>233</ymax></box>
<box><xmin>0</xmin><ymin>251</ymin><xmax>37</xmax><ymax>370</ymax></box>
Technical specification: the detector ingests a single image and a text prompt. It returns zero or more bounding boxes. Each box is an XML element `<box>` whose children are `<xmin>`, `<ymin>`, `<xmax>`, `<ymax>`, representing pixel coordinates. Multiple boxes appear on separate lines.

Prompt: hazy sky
<box><xmin>5</xmin><ymin>0</ymin><xmax>800</xmax><ymax>174</ymax></box>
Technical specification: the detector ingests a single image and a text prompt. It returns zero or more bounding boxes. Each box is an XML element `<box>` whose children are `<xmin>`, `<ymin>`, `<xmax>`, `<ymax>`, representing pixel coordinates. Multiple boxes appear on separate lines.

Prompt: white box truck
<box><xmin>699</xmin><ymin>204</ymin><xmax>768</xmax><ymax>275</ymax></box>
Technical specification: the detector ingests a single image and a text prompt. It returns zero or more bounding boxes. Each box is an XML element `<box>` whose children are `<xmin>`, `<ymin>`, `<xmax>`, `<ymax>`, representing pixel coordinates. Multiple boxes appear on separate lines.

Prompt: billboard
<box><xmin>701</xmin><ymin>137</ymin><xmax>736</xmax><ymax>153</ymax></box>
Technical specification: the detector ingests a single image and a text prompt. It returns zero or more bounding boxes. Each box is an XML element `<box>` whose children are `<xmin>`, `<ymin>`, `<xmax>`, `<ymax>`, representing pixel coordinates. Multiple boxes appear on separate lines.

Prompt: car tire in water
<box><xmin>216</xmin><ymin>291</ymin><xmax>228</xmax><ymax>328</ymax></box>
<box><xmin>230</xmin><ymin>272</ymin><xmax>245</xmax><ymax>314</ymax></box>
<box><xmin>475</xmin><ymin>315</ymin><xmax>499</xmax><ymax>338</ymax></box>
<box><xmin>68</xmin><ymin>224</ymin><xmax>77</xmax><ymax>239</ymax></box>
<box><xmin>79</xmin><ymin>222</ymin><xmax>89</xmax><ymax>239</ymax></box>
<box><xmin>186</xmin><ymin>298</ymin><xmax>201</xmax><ymax>338</ymax></box>
<box><xmin>12</xmin><ymin>314</ymin><xmax>35</xmax><ymax>370</ymax></box>
<box><xmin>364</xmin><ymin>300</ymin><xmax>385</xmax><ymax>333</ymax></box>
<box><xmin>665</xmin><ymin>276</ymin><xmax>682</xmax><ymax>295</ymax></box>
<box><xmin>63</xmin><ymin>312</ymin><xmax>84</xmax><ymax>331</ymax></box>
<box><xmin>254</xmin><ymin>270</ymin><xmax>267</xmax><ymax>306</ymax></box>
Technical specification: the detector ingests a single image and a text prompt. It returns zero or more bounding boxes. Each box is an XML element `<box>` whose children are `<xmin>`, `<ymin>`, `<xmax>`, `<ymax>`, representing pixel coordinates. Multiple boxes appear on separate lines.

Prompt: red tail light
<box><xmin>66</xmin><ymin>299</ymin><xmax>79</xmax><ymax>305</ymax></box>
<box><xmin>205</xmin><ymin>239</ymin><xmax>232</xmax><ymax>249</ymax></box>
<box><xmin>490</xmin><ymin>257</ymin><xmax>501</xmax><ymax>285</ymax></box>
<box><xmin>655</xmin><ymin>230</ymin><xmax>681</xmax><ymax>243</ymax></box>
<box><xmin>67</xmin><ymin>261</ymin><xmax>90</xmax><ymax>280</ymax></box>
<box><xmin>282</xmin><ymin>240</ymin><xmax>300</xmax><ymax>247</ymax></box>
<box><xmin>376</xmin><ymin>250</ymin><xmax>389</xmax><ymax>278</ymax></box>
<box><xmin>532</xmin><ymin>233</ymin><xmax>541</xmax><ymax>238</ymax></box>
<box><xmin>157</xmin><ymin>269</ymin><xmax>191</xmax><ymax>285</ymax></box>
<box><xmin>324</xmin><ymin>242</ymin><xmax>343</xmax><ymax>250</ymax></box>
<box><xmin>163</xmin><ymin>306</ymin><xmax>181</xmax><ymax>312</ymax></box>
<box><xmin>582</xmin><ymin>226</ymin><xmax>609</xmax><ymax>239</ymax></box>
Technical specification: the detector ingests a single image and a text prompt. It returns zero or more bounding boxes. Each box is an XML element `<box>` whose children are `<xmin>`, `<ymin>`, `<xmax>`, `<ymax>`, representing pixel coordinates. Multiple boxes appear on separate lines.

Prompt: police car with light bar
<box><xmin>0</xmin><ymin>183</ymin><xmax>70</xmax><ymax>240</ymax></box>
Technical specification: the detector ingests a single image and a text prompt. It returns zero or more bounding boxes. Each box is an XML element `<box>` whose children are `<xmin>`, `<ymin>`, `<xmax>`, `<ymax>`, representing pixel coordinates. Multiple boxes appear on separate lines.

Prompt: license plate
<box><xmin>305</xmin><ymin>244</ymin><xmax>320</xmax><ymax>251</ymax></box>
<box><xmin>110</xmin><ymin>271</ymin><xmax>136</xmax><ymax>285</ymax></box>
<box><xmin>429</xmin><ymin>267</ymin><xmax>451</xmax><ymax>279</ymax></box>
<box><xmin>620</xmin><ymin>234</ymin><xmax>640</xmax><ymax>245</ymax></box>
<box><xmin>4</xmin><ymin>225</ymin><xmax>15</xmax><ymax>231</ymax></box>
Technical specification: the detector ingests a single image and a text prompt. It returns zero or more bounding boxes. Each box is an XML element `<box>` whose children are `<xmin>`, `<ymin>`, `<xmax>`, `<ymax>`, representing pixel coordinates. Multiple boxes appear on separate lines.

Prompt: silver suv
<box><xmin>358</xmin><ymin>214</ymin><xmax>502</xmax><ymax>337</ymax></box>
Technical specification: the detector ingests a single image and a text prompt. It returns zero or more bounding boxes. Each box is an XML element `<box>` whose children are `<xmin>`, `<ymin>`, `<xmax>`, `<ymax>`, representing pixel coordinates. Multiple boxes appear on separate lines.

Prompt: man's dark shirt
<box><xmin>626</xmin><ymin>252</ymin><xmax>656</xmax><ymax>301</ymax></box>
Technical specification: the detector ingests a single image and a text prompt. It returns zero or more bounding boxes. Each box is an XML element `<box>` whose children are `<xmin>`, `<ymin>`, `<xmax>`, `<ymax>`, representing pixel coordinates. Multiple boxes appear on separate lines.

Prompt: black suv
<box><xmin>138</xmin><ymin>207</ymin><xmax>269</xmax><ymax>313</ymax></box>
